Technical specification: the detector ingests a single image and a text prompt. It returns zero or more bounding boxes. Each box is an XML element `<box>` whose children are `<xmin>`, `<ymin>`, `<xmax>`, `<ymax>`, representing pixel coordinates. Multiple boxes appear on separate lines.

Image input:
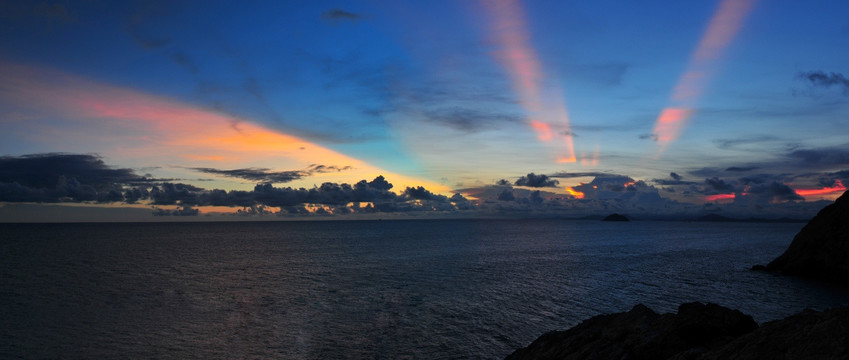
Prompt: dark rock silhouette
<box><xmin>506</xmin><ymin>303</ymin><xmax>849</xmax><ymax>360</ymax></box>
<box><xmin>764</xmin><ymin>190</ymin><xmax>849</xmax><ymax>286</ymax></box>
<box><xmin>505</xmin><ymin>302</ymin><xmax>756</xmax><ymax>360</ymax></box>
<box><xmin>681</xmin><ymin>306</ymin><xmax>849</xmax><ymax>360</ymax></box>
<box><xmin>601</xmin><ymin>213</ymin><xmax>629</xmax><ymax>222</ymax></box>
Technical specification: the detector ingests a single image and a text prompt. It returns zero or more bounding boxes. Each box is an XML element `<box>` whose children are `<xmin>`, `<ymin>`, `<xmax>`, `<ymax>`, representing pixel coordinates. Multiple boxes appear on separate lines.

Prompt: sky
<box><xmin>1</xmin><ymin>0</ymin><xmax>848</xmax><ymax>221</ymax></box>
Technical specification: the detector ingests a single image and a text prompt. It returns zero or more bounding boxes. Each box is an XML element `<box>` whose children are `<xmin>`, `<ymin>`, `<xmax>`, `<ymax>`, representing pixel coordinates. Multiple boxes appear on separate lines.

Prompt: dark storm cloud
<box><xmin>496</xmin><ymin>179</ymin><xmax>510</xmax><ymax>186</ymax></box>
<box><xmin>322</xmin><ymin>8</ymin><xmax>362</xmax><ymax>22</ymax></box>
<box><xmin>670</xmin><ymin>172</ymin><xmax>682</xmax><ymax>181</ymax></box>
<box><xmin>0</xmin><ymin>153</ymin><xmax>141</xmax><ymax>189</ymax></box>
<box><xmin>420</xmin><ymin>107</ymin><xmax>521</xmax><ymax>132</ymax></box>
<box><xmin>0</xmin><ymin>154</ymin><xmax>152</xmax><ymax>203</ymax></box>
<box><xmin>514</xmin><ymin>173</ymin><xmax>559</xmax><ymax>188</ymax></box>
<box><xmin>799</xmin><ymin>71</ymin><xmax>849</xmax><ymax>94</ymax></box>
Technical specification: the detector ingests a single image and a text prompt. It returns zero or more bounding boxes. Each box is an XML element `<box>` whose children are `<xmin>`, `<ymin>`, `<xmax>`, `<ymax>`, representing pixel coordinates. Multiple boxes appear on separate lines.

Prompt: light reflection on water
<box><xmin>2</xmin><ymin>219</ymin><xmax>848</xmax><ymax>359</ymax></box>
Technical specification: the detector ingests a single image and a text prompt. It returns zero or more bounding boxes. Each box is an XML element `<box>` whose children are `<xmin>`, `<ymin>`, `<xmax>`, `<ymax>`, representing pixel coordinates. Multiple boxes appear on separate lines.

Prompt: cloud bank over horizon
<box><xmin>2</xmin><ymin>153</ymin><xmax>841</xmax><ymax>221</ymax></box>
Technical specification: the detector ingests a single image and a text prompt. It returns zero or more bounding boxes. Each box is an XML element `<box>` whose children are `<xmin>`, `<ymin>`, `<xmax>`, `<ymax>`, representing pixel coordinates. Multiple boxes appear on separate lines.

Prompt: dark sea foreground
<box><xmin>2</xmin><ymin>219</ymin><xmax>848</xmax><ymax>359</ymax></box>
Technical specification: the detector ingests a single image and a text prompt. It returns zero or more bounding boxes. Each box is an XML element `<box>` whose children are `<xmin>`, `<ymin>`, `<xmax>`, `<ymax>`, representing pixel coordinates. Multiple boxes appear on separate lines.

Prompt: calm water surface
<box><xmin>2</xmin><ymin>219</ymin><xmax>848</xmax><ymax>359</ymax></box>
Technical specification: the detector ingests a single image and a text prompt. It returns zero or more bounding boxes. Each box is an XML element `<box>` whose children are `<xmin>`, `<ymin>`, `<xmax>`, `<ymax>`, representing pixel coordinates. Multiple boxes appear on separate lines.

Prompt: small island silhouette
<box><xmin>601</xmin><ymin>213</ymin><xmax>629</xmax><ymax>222</ymax></box>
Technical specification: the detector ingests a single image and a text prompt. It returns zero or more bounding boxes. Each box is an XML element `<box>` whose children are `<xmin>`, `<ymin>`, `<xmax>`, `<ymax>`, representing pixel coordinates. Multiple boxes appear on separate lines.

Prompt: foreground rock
<box><xmin>506</xmin><ymin>303</ymin><xmax>849</xmax><ymax>360</ymax></box>
<box><xmin>506</xmin><ymin>302</ymin><xmax>756</xmax><ymax>360</ymax></box>
<box><xmin>764</xmin><ymin>190</ymin><xmax>849</xmax><ymax>286</ymax></box>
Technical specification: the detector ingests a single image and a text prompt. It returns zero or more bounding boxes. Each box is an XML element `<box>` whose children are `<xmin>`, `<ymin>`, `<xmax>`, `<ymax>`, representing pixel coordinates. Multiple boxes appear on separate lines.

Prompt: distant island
<box><xmin>601</xmin><ymin>213</ymin><xmax>629</xmax><ymax>222</ymax></box>
<box><xmin>508</xmin><ymin>190</ymin><xmax>849</xmax><ymax>359</ymax></box>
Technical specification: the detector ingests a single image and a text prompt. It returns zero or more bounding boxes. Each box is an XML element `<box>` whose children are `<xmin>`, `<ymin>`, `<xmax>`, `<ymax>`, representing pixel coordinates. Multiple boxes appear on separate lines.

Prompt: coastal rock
<box><xmin>506</xmin><ymin>304</ymin><xmax>849</xmax><ymax>360</ymax></box>
<box><xmin>679</xmin><ymin>306</ymin><xmax>849</xmax><ymax>360</ymax></box>
<box><xmin>601</xmin><ymin>213</ymin><xmax>629</xmax><ymax>222</ymax></box>
<box><xmin>765</xmin><ymin>190</ymin><xmax>849</xmax><ymax>286</ymax></box>
<box><xmin>505</xmin><ymin>302</ymin><xmax>756</xmax><ymax>360</ymax></box>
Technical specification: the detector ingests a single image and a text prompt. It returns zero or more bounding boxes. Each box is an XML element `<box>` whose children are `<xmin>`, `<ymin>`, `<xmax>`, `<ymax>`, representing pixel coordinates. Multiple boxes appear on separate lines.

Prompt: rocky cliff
<box><xmin>765</xmin><ymin>190</ymin><xmax>849</xmax><ymax>286</ymax></box>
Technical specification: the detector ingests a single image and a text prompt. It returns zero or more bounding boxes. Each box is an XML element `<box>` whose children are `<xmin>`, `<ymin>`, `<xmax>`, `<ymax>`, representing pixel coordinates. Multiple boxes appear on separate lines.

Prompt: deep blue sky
<box><xmin>1</xmin><ymin>0</ymin><xmax>848</xmax><ymax>220</ymax></box>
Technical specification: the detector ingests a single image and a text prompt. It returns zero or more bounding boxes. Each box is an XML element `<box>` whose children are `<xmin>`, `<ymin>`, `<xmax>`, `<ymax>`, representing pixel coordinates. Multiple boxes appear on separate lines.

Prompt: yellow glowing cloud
<box><xmin>652</xmin><ymin>0</ymin><xmax>757</xmax><ymax>155</ymax></box>
<box><xmin>481</xmin><ymin>0</ymin><xmax>576</xmax><ymax>163</ymax></box>
<box><xmin>0</xmin><ymin>61</ymin><xmax>450</xmax><ymax>194</ymax></box>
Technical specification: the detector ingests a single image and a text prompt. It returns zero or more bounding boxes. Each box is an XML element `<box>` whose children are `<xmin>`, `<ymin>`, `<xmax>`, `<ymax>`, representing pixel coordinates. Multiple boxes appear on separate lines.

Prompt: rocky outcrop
<box><xmin>506</xmin><ymin>303</ymin><xmax>849</xmax><ymax>360</ymax></box>
<box><xmin>505</xmin><ymin>302</ymin><xmax>757</xmax><ymax>360</ymax></box>
<box><xmin>683</xmin><ymin>306</ymin><xmax>849</xmax><ymax>360</ymax></box>
<box><xmin>764</xmin><ymin>190</ymin><xmax>849</xmax><ymax>286</ymax></box>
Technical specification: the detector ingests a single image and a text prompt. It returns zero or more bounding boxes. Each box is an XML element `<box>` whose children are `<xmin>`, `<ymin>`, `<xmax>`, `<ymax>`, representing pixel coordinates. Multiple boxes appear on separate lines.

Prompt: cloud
<box><xmin>713</xmin><ymin>135</ymin><xmax>779</xmax><ymax>150</ymax></box>
<box><xmin>152</xmin><ymin>204</ymin><xmax>199</xmax><ymax>216</ymax></box>
<box><xmin>549</xmin><ymin>171</ymin><xmax>613</xmax><ymax>179</ymax></box>
<box><xmin>0</xmin><ymin>153</ymin><xmax>140</xmax><ymax>188</ymax></box>
<box><xmin>786</xmin><ymin>147</ymin><xmax>849</xmax><ymax>168</ymax></box>
<box><xmin>403</xmin><ymin>186</ymin><xmax>448</xmax><ymax>201</ymax></box>
<box><xmin>798</xmin><ymin>71</ymin><xmax>849</xmax><ymax>94</ymax></box>
<box><xmin>322</xmin><ymin>8</ymin><xmax>362</xmax><ymax>22</ymax></box>
<box><xmin>639</xmin><ymin>133</ymin><xmax>659</xmax><ymax>142</ymax></box>
<box><xmin>514</xmin><ymin>173</ymin><xmax>559</xmax><ymax>187</ymax></box>
<box><xmin>420</xmin><ymin>107</ymin><xmax>521</xmax><ymax>132</ymax></box>
<box><xmin>190</xmin><ymin>167</ymin><xmax>307</xmax><ymax>183</ymax></box>
<box><xmin>652</xmin><ymin>172</ymin><xmax>698</xmax><ymax>186</ymax></box>
<box><xmin>704</xmin><ymin>177</ymin><xmax>736</xmax><ymax>193</ymax></box>
<box><xmin>190</xmin><ymin>164</ymin><xmax>353</xmax><ymax>184</ymax></box>
<box><xmin>725</xmin><ymin>166</ymin><xmax>758</xmax><ymax>172</ymax></box>
<box><xmin>497</xmin><ymin>189</ymin><xmax>515</xmax><ymax>201</ymax></box>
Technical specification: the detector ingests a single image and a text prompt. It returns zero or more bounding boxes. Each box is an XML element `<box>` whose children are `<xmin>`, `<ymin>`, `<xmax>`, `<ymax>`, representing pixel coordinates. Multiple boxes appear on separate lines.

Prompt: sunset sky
<box><xmin>1</xmin><ymin>0</ymin><xmax>848</xmax><ymax>221</ymax></box>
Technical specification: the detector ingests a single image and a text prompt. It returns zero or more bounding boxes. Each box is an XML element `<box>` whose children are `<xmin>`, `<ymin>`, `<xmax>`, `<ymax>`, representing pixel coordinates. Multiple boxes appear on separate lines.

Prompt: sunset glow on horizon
<box><xmin>1</xmin><ymin>1</ymin><xmax>847</xmax><ymax>221</ymax></box>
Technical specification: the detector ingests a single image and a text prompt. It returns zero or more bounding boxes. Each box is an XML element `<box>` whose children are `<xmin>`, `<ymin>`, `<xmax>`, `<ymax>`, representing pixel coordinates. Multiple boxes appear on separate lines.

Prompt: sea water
<box><xmin>2</xmin><ymin>219</ymin><xmax>848</xmax><ymax>359</ymax></box>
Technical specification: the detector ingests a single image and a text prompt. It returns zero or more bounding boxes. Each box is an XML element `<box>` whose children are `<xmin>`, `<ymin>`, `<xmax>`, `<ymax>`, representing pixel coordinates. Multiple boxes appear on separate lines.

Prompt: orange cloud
<box><xmin>652</xmin><ymin>0</ymin><xmax>757</xmax><ymax>155</ymax></box>
<box><xmin>794</xmin><ymin>180</ymin><xmax>846</xmax><ymax>197</ymax></box>
<box><xmin>0</xmin><ymin>60</ymin><xmax>450</xmax><ymax>194</ymax></box>
<box><xmin>705</xmin><ymin>193</ymin><xmax>736</xmax><ymax>201</ymax></box>
<box><xmin>565</xmin><ymin>186</ymin><xmax>584</xmax><ymax>199</ymax></box>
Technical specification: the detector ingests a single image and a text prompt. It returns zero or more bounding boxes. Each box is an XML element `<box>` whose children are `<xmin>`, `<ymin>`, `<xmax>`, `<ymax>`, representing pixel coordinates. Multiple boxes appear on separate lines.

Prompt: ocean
<box><xmin>2</xmin><ymin>219</ymin><xmax>848</xmax><ymax>359</ymax></box>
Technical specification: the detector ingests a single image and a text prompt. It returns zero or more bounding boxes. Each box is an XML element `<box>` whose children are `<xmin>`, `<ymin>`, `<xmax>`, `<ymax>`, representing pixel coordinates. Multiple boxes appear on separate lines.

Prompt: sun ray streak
<box><xmin>652</xmin><ymin>0</ymin><xmax>757</xmax><ymax>156</ymax></box>
<box><xmin>481</xmin><ymin>0</ymin><xmax>576</xmax><ymax>163</ymax></box>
